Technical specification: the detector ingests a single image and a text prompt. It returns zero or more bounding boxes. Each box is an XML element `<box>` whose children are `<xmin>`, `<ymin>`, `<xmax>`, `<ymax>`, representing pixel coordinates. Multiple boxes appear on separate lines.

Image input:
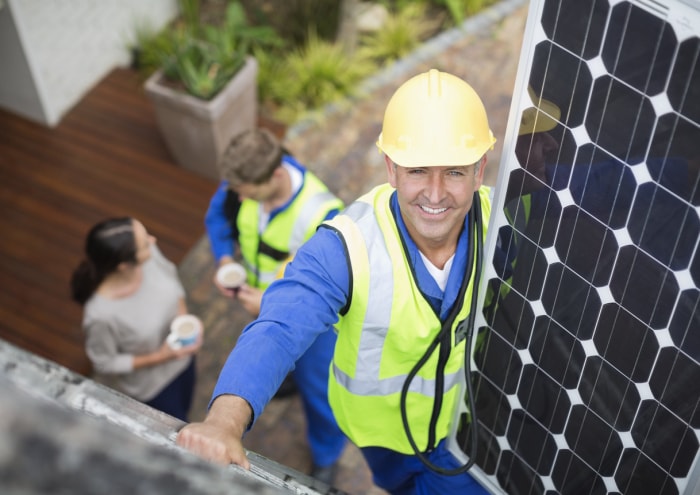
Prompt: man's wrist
<box><xmin>206</xmin><ymin>394</ymin><xmax>253</xmax><ymax>437</ymax></box>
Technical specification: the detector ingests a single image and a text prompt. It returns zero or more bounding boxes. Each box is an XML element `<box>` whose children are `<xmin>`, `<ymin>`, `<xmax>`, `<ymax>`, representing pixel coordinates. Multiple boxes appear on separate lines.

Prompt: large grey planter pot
<box><xmin>145</xmin><ymin>56</ymin><xmax>258</xmax><ymax>180</ymax></box>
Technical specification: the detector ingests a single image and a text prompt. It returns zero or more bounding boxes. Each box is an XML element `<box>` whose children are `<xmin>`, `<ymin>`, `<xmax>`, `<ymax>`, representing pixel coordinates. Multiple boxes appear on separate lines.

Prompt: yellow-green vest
<box><xmin>237</xmin><ymin>170</ymin><xmax>343</xmax><ymax>288</ymax></box>
<box><xmin>325</xmin><ymin>183</ymin><xmax>491</xmax><ymax>453</ymax></box>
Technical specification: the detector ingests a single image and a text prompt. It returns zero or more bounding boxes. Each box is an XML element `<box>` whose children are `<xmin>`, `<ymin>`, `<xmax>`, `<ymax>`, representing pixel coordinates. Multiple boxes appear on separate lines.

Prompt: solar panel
<box><xmin>449</xmin><ymin>1</ymin><xmax>700</xmax><ymax>493</ymax></box>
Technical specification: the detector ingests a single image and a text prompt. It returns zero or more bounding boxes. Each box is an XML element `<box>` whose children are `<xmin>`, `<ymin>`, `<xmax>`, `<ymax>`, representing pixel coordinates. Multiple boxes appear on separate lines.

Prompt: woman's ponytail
<box><xmin>69</xmin><ymin>217</ymin><xmax>136</xmax><ymax>305</ymax></box>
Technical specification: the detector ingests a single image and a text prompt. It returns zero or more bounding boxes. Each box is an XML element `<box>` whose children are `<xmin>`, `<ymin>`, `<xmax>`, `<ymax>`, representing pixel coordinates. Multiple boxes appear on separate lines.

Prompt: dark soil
<box><xmin>199</xmin><ymin>0</ymin><xmax>449</xmax><ymax>47</ymax></box>
<box><xmin>200</xmin><ymin>0</ymin><xmax>342</xmax><ymax>46</ymax></box>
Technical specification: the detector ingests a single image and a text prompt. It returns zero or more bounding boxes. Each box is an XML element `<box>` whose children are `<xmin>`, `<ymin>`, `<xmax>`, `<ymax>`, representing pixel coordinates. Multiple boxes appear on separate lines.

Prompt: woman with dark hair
<box><xmin>71</xmin><ymin>217</ymin><xmax>202</xmax><ymax>421</ymax></box>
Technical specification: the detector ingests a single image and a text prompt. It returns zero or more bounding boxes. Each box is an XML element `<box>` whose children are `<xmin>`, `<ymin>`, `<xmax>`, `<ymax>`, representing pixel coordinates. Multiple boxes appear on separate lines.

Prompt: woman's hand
<box><xmin>168</xmin><ymin>329</ymin><xmax>203</xmax><ymax>359</ymax></box>
<box><xmin>134</xmin><ymin>330</ymin><xmax>202</xmax><ymax>369</ymax></box>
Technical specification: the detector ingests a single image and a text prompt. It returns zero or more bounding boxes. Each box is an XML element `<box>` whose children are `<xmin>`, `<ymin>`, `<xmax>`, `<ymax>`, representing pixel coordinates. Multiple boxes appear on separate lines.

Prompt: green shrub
<box><xmin>136</xmin><ymin>0</ymin><xmax>498</xmax><ymax>120</ymax></box>
<box><xmin>357</xmin><ymin>3</ymin><xmax>438</xmax><ymax>65</ymax></box>
<box><xmin>431</xmin><ymin>0</ymin><xmax>496</xmax><ymax>26</ymax></box>
<box><xmin>139</xmin><ymin>0</ymin><xmax>282</xmax><ymax>100</ymax></box>
<box><xmin>261</xmin><ymin>29</ymin><xmax>377</xmax><ymax>124</ymax></box>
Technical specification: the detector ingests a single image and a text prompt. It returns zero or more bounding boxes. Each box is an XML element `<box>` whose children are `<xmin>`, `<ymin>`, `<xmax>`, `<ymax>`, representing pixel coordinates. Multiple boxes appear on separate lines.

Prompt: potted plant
<box><xmin>142</xmin><ymin>0</ymin><xmax>281</xmax><ymax>180</ymax></box>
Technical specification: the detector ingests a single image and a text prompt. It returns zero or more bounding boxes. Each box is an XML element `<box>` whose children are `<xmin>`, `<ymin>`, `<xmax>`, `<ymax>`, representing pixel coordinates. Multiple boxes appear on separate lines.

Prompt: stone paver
<box><xmin>179</xmin><ymin>2</ymin><xmax>529</xmax><ymax>493</ymax></box>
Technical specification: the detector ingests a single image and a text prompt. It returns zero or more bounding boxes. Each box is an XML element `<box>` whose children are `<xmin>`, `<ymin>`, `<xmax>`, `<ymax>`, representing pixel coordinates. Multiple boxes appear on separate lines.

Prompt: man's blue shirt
<box><xmin>204</xmin><ymin>155</ymin><xmax>339</xmax><ymax>262</ymax></box>
<box><xmin>212</xmin><ymin>188</ymin><xmax>472</xmax><ymax>426</ymax></box>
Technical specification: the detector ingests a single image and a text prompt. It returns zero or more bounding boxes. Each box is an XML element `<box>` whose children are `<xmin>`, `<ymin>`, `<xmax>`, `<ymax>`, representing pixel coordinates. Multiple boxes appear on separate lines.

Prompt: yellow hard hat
<box><xmin>518</xmin><ymin>86</ymin><xmax>561</xmax><ymax>136</ymax></box>
<box><xmin>376</xmin><ymin>69</ymin><xmax>496</xmax><ymax>167</ymax></box>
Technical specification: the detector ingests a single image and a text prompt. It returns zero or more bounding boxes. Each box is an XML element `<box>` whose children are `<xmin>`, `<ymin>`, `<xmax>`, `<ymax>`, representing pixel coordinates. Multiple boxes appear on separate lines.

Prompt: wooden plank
<box><xmin>0</xmin><ymin>67</ymin><xmax>218</xmax><ymax>375</ymax></box>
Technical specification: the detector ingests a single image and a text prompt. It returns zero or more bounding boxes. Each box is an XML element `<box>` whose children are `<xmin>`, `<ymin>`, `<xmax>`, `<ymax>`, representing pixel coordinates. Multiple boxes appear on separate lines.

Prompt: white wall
<box><xmin>0</xmin><ymin>2</ymin><xmax>45</xmax><ymax>123</ymax></box>
<box><xmin>0</xmin><ymin>0</ymin><xmax>178</xmax><ymax>127</ymax></box>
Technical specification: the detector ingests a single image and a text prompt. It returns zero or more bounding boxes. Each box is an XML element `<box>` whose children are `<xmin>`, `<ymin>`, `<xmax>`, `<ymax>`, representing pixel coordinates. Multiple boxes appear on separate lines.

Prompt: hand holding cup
<box><xmin>167</xmin><ymin>314</ymin><xmax>203</xmax><ymax>350</ymax></box>
<box><xmin>215</xmin><ymin>262</ymin><xmax>247</xmax><ymax>297</ymax></box>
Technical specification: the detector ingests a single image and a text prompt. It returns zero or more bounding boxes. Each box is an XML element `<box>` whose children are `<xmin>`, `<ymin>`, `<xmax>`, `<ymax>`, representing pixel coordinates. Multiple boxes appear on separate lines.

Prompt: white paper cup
<box><xmin>167</xmin><ymin>314</ymin><xmax>202</xmax><ymax>349</ymax></box>
<box><xmin>215</xmin><ymin>262</ymin><xmax>247</xmax><ymax>290</ymax></box>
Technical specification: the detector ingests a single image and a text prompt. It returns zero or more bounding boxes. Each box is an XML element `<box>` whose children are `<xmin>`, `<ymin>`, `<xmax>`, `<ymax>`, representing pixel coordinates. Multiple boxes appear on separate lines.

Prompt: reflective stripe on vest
<box><xmin>330</xmin><ymin>199</ymin><xmax>462</xmax><ymax>396</ymax></box>
<box><xmin>238</xmin><ymin>172</ymin><xmax>343</xmax><ymax>288</ymax></box>
<box><xmin>326</xmin><ymin>183</ymin><xmax>491</xmax><ymax>453</ymax></box>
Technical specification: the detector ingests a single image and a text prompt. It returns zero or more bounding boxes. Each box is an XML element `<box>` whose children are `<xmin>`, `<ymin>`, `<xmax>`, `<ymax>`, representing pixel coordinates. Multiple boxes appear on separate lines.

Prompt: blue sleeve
<box><xmin>323</xmin><ymin>207</ymin><xmax>341</xmax><ymax>222</ymax></box>
<box><xmin>204</xmin><ymin>181</ymin><xmax>236</xmax><ymax>262</ymax></box>
<box><xmin>211</xmin><ymin>226</ymin><xmax>350</xmax><ymax>426</ymax></box>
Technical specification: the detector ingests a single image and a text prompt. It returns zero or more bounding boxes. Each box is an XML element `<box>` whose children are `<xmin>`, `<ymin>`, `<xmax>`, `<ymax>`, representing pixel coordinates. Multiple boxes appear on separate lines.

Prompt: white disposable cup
<box><xmin>167</xmin><ymin>314</ymin><xmax>202</xmax><ymax>349</ymax></box>
<box><xmin>215</xmin><ymin>262</ymin><xmax>247</xmax><ymax>290</ymax></box>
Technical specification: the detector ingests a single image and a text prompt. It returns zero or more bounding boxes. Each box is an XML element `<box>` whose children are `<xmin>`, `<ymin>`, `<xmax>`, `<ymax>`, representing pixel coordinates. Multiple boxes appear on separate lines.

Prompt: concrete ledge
<box><xmin>0</xmin><ymin>339</ymin><xmax>341</xmax><ymax>495</ymax></box>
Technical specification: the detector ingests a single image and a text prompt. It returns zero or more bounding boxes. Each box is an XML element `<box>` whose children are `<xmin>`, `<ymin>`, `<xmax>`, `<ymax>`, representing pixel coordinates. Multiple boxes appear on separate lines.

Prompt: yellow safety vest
<box><xmin>326</xmin><ymin>183</ymin><xmax>490</xmax><ymax>453</ymax></box>
<box><xmin>237</xmin><ymin>171</ymin><xmax>343</xmax><ymax>289</ymax></box>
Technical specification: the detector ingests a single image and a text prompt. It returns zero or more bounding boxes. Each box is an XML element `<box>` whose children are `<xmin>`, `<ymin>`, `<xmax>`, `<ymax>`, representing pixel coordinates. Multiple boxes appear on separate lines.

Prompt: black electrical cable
<box><xmin>400</xmin><ymin>190</ymin><xmax>484</xmax><ymax>475</ymax></box>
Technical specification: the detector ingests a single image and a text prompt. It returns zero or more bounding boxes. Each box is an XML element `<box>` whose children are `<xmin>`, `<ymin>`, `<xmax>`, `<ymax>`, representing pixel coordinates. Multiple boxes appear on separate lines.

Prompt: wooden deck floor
<box><xmin>0</xmin><ymin>68</ymin><xmax>219</xmax><ymax>375</ymax></box>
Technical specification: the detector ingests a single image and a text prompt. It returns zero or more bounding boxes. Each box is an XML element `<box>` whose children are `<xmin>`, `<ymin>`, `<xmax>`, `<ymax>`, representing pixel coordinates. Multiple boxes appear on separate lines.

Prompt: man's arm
<box><xmin>175</xmin><ymin>227</ymin><xmax>350</xmax><ymax>466</ymax></box>
<box><xmin>212</xmin><ymin>227</ymin><xmax>350</xmax><ymax>422</ymax></box>
<box><xmin>205</xmin><ymin>181</ymin><xmax>237</xmax><ymax>262</ymax></box>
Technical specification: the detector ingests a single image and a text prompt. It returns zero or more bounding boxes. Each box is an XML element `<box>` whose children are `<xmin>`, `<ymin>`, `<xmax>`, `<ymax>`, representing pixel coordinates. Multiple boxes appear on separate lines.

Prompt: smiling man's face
<box><xmin>386</xmin><ymin>155</ymin><xmax>486</xmax><ymax>255</ymax></box>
